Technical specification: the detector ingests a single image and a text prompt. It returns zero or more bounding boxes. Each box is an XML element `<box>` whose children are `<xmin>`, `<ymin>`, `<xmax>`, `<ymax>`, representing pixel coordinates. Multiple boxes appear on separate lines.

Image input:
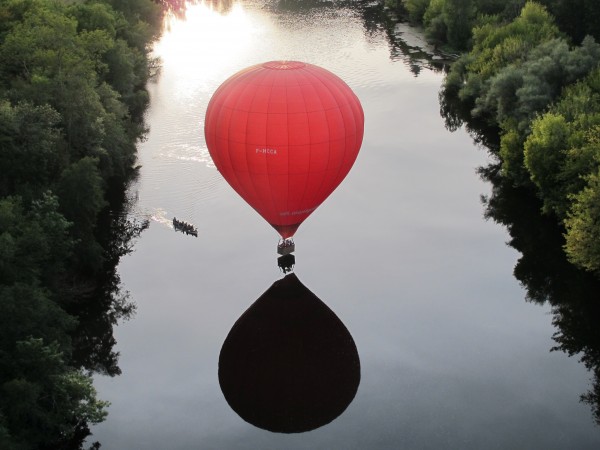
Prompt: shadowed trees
<box><xmin>0</xmin><ymin>0</ymin><xmax>162</xmax><ymax>447</ymax></box>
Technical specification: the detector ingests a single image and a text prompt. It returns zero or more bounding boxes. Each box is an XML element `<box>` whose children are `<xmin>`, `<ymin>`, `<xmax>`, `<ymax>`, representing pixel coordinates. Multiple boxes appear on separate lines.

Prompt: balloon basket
<box><xmin>277</xmin><ymin>244</ymin><xmax>295</xmax><ymax>256</ymax></box>
<box><xmin>277</xmin><ymin>239</ymin><xmax>295</xmax><ymax>256</ymax></box>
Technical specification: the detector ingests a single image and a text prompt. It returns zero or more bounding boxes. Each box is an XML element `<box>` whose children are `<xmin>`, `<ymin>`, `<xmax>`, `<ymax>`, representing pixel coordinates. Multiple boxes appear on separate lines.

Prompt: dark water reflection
<box><xmin>219</xmin><ymin>272</ymin><xmax>360</xmax><ymax>433</ymax></box>
<box><xmin>480</xmin><ymin>163</ymin><xmax>600</xmax><ymax>426</ymax></box>
<box><xmin>90</xmin><ymin>1</ymin><xmax>600</xmax><ymax>448</ymax></box>
<box><xmin>438</xmin><ymin>28</ymin><xmax>600</xmax><ymax>425</ymax></box>
<box><xmin>72</xmin><ymin>179</ymin><xmax>148</xmax><ymax>378</ymax></box>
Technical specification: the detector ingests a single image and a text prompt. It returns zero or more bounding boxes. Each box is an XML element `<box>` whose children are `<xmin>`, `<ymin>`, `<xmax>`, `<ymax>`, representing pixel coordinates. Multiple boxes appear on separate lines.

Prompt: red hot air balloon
<box><xmin>204</xmin><ymin>61</ymin><xmax>364</xmax><ymax>246</ymax></box>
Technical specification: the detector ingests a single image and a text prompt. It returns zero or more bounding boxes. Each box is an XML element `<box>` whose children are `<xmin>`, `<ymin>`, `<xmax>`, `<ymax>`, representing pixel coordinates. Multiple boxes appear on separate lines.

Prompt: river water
<box><xmin>91</xmin><ymin>1</ymin><xmax>600</xmax><ymax>448</ymax></box>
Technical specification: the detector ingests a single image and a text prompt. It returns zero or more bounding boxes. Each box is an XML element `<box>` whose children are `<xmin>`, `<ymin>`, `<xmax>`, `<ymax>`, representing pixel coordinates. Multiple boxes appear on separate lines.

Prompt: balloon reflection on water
<box><xmin>218</xmin><ymin>272</ymin><xmax>360</xmax><ymax>433</ymax></box>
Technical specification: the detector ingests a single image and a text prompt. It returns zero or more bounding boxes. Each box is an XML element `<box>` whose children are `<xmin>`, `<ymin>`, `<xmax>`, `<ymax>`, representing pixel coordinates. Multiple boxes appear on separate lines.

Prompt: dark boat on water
<box><xmin>173</xmin><ymin>217</ymin><xmax>198</xmax><ymax>237</ymax></box>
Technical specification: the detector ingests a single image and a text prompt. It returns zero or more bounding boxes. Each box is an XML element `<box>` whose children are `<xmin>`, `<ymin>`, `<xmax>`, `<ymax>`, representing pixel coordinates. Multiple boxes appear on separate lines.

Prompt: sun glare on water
<box><xmin>154</xmin><ymin>1</ymin><xmax>264</xmax><ymax>92</ymax></box>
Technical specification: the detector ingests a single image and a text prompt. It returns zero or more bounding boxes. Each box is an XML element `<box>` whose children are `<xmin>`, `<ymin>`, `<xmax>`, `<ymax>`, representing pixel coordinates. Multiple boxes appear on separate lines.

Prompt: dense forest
<box><xmin>391</xmin><ymin>0</ymin><xmax>600</xmax><ymax>273</ymax></box>
<box><xmin>0</xmin><ymin>0</ymin><xmax>167</xmax><ymax>448</ymax></box>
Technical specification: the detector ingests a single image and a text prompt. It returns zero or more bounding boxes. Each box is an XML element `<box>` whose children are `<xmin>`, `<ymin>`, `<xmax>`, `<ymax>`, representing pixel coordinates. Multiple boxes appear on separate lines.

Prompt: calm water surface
<box><xmin>92</xmin><ymin>1</ymin><xmax>600</xmax><ymax>448</ymax></box>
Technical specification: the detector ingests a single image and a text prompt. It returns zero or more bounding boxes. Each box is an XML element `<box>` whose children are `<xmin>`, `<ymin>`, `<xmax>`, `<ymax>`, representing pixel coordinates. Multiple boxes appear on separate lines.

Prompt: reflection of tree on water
<box><xmin>438</xmin><ymin>22</ymin><xmax>600</xmax><ymax>423</ymax></box>
<box><xmin>219</xmin><ymin>273</ymin><xmax>360</xmax><ymax>433</ymax></box>
<box><xmin>70</xmin><ymin>184</ymin><xmax>149</xmax><ymax>376</ymax></box>
<box><xmin>171</xmin><ymin>0</ymin><xmax>448</xmax><ymax>75</ymax></box>
<box><xmin>157</xmin><ymin>0</ymin><xmax>188</xmax><ymax>12</ymax></box>
<box><xmin>276</xmin><ymin>0</ymin><xmax>450</xmax><ymax>75</ymax></box>
<box><xmin>204</xmin><ymin>0</ymin><xmax>234</xmax><ymax>14</ymax></box>
<box><xmin>438</xmin><ymin>78</ymin><xmax>501</xmax><ymax>150</ymax></box>
<box><xmin>480</xmin><ymin>163</ymin><xmax>600</xmax><ymax>425</ymax></box>
<box><xmin>67</xmin><ymin>179</ymin><xmax>148</xmax><ymax>447</ymax></box>
<box><xmin>160</xmin><ymin>0</ymin><xmax>233</xmax><ymax>17</ymax></box>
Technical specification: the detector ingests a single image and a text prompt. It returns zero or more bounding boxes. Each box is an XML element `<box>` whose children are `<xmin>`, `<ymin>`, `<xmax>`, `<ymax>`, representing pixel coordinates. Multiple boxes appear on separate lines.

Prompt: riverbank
<box><xmin>391</xmin><ymin>1</ymin><xmax>600</xmax><ymax>274</ymax></box>
<box><xmin>0</xmin><ymin>0</ymin><xmax>168</xmax><ymax>447</ymax></box>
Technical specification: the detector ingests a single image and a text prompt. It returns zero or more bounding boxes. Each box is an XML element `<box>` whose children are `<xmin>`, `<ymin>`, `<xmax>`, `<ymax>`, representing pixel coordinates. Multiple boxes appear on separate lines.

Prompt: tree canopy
<box><xmin>0</xmin><ymin>0</ymin><xmax>162</xmax><ymax>447</ymax></box>
<box><xmin>433</xmin><ymin>2</ymin><xmax>600</xmax><ymax>274</ymax></box>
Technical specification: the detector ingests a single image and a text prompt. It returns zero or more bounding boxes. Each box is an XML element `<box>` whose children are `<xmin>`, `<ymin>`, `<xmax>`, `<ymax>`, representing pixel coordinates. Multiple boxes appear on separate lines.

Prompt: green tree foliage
<box><xmin>57</xmin><ymin>157</ymin><xmax>107</xmax><ymax>276</ymax></box>
<box><xmin>565</xmin><ymin>169</ymin><xmax>600</xmax><ymax>273</ymax></box>
<box><xmin>522</xmin><ymin>69</ymin><xmax>600</xmax><ymax>216</ymax></box>
<box><xmin>472</xmin><ymin>36</ymin><xmax>600</xmax><ymax>183</ymax></box>
<box><xmin>0</xmin><ymin>0</ymin><xmax>164</xmax><ymax>446</ymax></box>
<box><xmin>423</xmin><ymin>0</ymin><xmax>447</xmax><ymax>44</ymax></box>
<box><xmin>404</xmin><ymin>0</ymin><xmax>431</xmax><ymax>22</ymax></box>
<box><xmin>523</xmin><ymin>113</ymin><xmax>571</xmax><ymax>212</ymax></box>
<box><xmin>438</xmin><ymin>2</ymin><xmax>600</xmax><ymax>273</ymax></box>
<box><xmin>0</xmin><ymin>0</ymin><xmax>157</xmax><ymax>180</ymax></box>
<box><xmin>404</xmin><ymin>0</ymin><xmax>477</xmax><ymax>50</ymax></box>
<box><xmin>102</xmin><ymin>0</ymin><xmax>162</xmax><ymax>54</ymax></box>
<box><xmin>443</xmin><ymin>0</ymin><xmax>476</xmax><ymax>49</ymax></box>
<box><xmin>402</xmin><ymin>0</ymin><xmax>528</xmax><ymax>49</ymax></box>
<box><xmin>57</xmin><ymin>158</ymin><xmax>106</xmax><ymax>235</ymax></box>
<box><xmin>477</xmin><ymin>0</ymin><xmax>526</xmax><ymax>18</ymax></box>
<box><xmin>475</xmin><ymin>37</ymin><xmax>600</xmax><ymax>127</ymax></box>
<box><xmin>0</xmin><ymin>194</ymin><xmax>72</xmax><ymax>290</ymax></box>
<box><xmin>0</xmin><ymin>194</ymin><xmax>109</xmax><ymax>448</ymax></box>
<box><xmin>537</xmin><ymin>0</ymin><xmax>600</xmax><ymax>44</ymax></box>
<box><xmin>0</xmin><ymin>101</ymin><xmax>64</xmax><ymax>199</ymax></box>
<box><xmin>403</xmin><ymin>0</ymin><xmax>600</xmax><ymax>50</ymax></box>
<box><xmin>1</xmin><ymin>339</ymin><xmax>108</xmax><ymax>449</ymax></box>
<box><xmin>503</xmin><ymin>69</ymin><xmax>600</xmax><ymax>273</ymax></box>
<box><xmin>446</xmin><ymin>2</ymin><xmax>560</xmax><ymax>107</ymax></box>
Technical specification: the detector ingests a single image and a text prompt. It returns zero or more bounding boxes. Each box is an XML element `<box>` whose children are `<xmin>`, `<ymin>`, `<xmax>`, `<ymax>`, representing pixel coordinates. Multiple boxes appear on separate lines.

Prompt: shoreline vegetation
<box><xmin>389</xmin><ymin>0</ymin><xmax>600</xmax><ymax>424</ymax></box>
<box><xmin>390</xmin><ymin>0</ymin><xmax>600</xmax><ymax>274</ymax></box>
<box><xmin>0</xmin><ymin>0</ymin><xmax>174</xmax><ymax>448</ymax></box>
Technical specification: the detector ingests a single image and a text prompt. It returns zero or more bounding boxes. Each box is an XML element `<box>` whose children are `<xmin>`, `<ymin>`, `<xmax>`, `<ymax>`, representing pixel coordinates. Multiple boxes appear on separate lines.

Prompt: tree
<box><xmin>0</xmin><ymin>0</ymin><xmax>164</xmax><ymax>446</ymax></box>
<box><xmin>423</xmin><ymin>0</ymin><xmax>446</xmax><ymax>45</ymax></box>
<box><xmin>403</xmin><ymin>0</ymin><xmax>432</xmax><ymax>22</ymax></box>
<box><xmin>0</xmin><ymin>101</ymin><xmax>65</xmax><ymax>198</ymax></box>
<box><xmin>0</xmin><ymin>339</ymin><xmax>108</xmax><ymax>449</ymax></box>
<box><xmin>523</xmin><ymin>112</ymin><xmax>570</xmax><ymax>214</ymax></box>
<box><xmin>443</xmin><ymin>1</ymin><xmax>560</xmax><ymax>111</ymax></box>
<box><xmin>565</xmin><ymin>170</ymin><xmax>600</xmax><ymax>272</ymax></box>
<box><xmin>57</xmin><ymin>157</ymin><xmax>107</xmax><ymax>275</ymax></box>
<box><xmin>538</xmin><ymin>0</ymin><xmax>600</xmax><ymax>44</ymax></box>
<box><xmin>521</xmin><ymin>68</ymin><xmax>600</xmax><ymax>215</ymax></box>
<box><xmin>443</xmin><ymin>0</ymin><xmax>475</xmax><ymax>49</ymax></box>
<box><xmin>0</xmin><ymin>193</ymin><xmax>72</xmax><ymax>289</ymax></box>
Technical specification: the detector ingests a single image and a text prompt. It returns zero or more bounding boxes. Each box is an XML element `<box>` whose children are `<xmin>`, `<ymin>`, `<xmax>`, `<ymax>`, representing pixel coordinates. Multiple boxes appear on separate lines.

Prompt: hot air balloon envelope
<box><xmin>204</xmin><ymin>61</ymin><xmax>364</xmax><ymax>238</ymax></box>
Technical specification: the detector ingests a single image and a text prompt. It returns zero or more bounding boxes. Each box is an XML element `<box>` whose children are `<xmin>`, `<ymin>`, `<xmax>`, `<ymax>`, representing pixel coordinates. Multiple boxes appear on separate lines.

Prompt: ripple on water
<box><xmin>159</xmin><ymin>143</ymin><xmax>215</xmax><ymax>168</ymax></box>
<box><xmin>149</xmin><ymin>207</ymin><xmax>173</xmax><ymax>228</ymax></box>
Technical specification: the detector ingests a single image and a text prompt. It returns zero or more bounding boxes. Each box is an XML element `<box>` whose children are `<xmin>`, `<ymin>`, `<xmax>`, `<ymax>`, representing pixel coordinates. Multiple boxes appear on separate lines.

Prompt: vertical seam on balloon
<box><xmin>226</xmin><ymin>73</ymin><xmax>259</xmax><ymax>212</ymax></box>
<box><xmin>317</xmin><ymin>69</ymin><xmax>354</xmax><ymax>203</ymax></box>
<box><xmin>216</xmin><ymin>75</ymin><xmax>241</xmax><ymax>185</ymax></box>
<box><xmin>243</xmin><ymin>75</ymin><xmax>266</xmax><ymax>219</ymax></box>
<box><xmin>208</xmin><ymin>79</ymin><xmax>239</xmax><ymax>172</ymax></box>
<box><xmin>221</xmin><ymin>81</ymin><xmax>249</xmax><ymax>202</ymax></box>
<box><xmin>302</xmin><ymin>67</ymin><xmax>334</xmax><ymax>212</ymax></box>
<box><xmin>285</xmin><ymin>74</ymin><xmax>291</xmax><ymax>225</ymax></box>
<box><xmin>213</xmin><ymin>101</ymin><xmax>233</xmax><ymax>184</ymax></box>
<box><xmin>294</xmin><ymin>69</ymin><xmax>314</xmax><ymax>219</ymax></box>
<box><xmin>329</xmin><ymin>70</ymin><xmax>351</xmax><ymax>194</ymax></box>
<box><xmin>263</xmin><ymin>70</ymin><xmax>279</xmax><ymax>227</ymax></box>
<box><xmin>293</xmin><ymin>70</ymin><xmax>310</xmax><ymax>225</ymax></box>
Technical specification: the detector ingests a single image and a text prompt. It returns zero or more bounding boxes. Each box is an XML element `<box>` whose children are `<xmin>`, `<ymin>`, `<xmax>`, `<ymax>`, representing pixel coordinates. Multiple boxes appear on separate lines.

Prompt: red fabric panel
<box><xmin>204</xmin><ymin>61</ymin><xmax>364</xmax><ymax>238</ymax></box>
